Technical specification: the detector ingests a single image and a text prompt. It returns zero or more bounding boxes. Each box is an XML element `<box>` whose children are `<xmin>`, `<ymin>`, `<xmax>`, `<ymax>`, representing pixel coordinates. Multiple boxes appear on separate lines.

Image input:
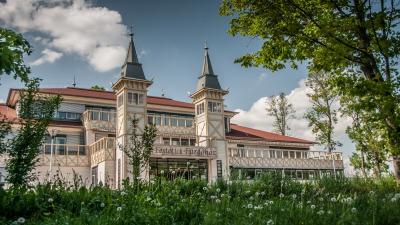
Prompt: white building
<box><xmin>0</xmin><ymin>33</ymin><xmax>343</xmax><ymax>188</ymax></box>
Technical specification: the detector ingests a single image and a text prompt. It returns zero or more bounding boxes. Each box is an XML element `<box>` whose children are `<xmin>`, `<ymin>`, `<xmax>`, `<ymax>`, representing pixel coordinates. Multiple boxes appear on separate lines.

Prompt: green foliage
<box><xmin>0</xmin><ymin>115</ymin><xmax>11</xmax><ymax>155</ymax></box>
<box><xmin>90</xmin><ymin>85</ymin><xmax>105</xmax><ymax>91</ymax></box>
<box><xmin>0</xmin><ymin>28</ymin><xmax>31</xmax><ymax>84</ymax></box>
<box><xmin>0</xmin><ymin>176</ymin><xmax>399</xmax><ymax>224</ymax></box>
<box><xmin>305</xmin><ymin>72</ymin><xmax>341</xmax><ymax>152</ymax></box>
<box><xmin>266</xmin><ymin>93</ymin><xmax>295</xmax><ymax>135</ymax></box>
<box><xmin>5</xmin><ymin>79</ymin><xmax>61</xmax><ymax>189</ymax></box>
<box><xmin>220</xmin><ymin>0</ymin><xmax>400</xmax><ymax>180</ymax></box>
<box><xmin>122</xmin><ymin>115</ymin><xmax>157</xmax><ymax>182</ymax></box>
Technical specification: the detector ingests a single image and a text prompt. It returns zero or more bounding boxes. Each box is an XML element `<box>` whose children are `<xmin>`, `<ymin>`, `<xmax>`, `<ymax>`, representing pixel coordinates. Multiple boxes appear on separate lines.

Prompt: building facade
<box><xmin>0</xmin><ymin>34</ymin><xmax>343</xmax><ymax>188</ymax></box>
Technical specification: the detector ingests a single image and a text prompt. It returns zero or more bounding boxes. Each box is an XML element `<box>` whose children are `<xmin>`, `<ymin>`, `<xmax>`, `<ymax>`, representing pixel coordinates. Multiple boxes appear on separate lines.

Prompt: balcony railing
<box><xmin>39</xmin><ymin>144</ymin><xmax>89</xmax><ymax>167</ymax></box>
<box><xmin>228</xmin><ymin>148</ymin><xmax>343</xmax><ymax>170</ymax></box>
<box><xmin>82</xmin><ymin>110</ymin><xmax>116</xmax><ymax>132</ymax></box>
<box><xmin>89</xmin><ymin>137</ymin><xmax>116</xmax><ymax>165</ymax></box>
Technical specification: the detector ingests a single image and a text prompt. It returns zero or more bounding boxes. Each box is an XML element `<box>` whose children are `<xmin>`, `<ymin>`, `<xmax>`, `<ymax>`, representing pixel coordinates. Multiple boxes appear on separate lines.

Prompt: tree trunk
<box><xmin>361</xmin><ymin>151</ymin><xmax>367</xmax><ymax>178</ymax></box>
<box><xmin>393</xmin><ymin>156</ymin><xmax>400</xmax><ymax>183</ymax></box>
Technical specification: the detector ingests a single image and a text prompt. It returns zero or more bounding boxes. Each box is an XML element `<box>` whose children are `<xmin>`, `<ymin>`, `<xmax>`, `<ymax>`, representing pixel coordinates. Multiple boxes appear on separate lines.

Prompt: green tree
<box><xmin>305</xmin><ymin>72</ymin><xmax>341</xmax><ymax>153</ymax></box>
<box><xmin>91</xmin><ymin>85</ymin><xmax>105</xmax><ymax>91</ymax></box>
<box><xmin>220</xmin><ymin>0</ymin><xmax>400</xmax><ymax>181</ymax></box>
<box><xmin>5</xmin><ymin>79</ymin><xmax>61</xmax><ymax>188</ymax></box>
<box><xmin>122</xmin><ymin>115</ymin><xmax>157</xmax><ymax>184</ymax></box>
<box><xmin>0</xmin><ymin>28</ymin><xmax>31</xmax><ymax>83</ymax></box>
<box><xmin>266</xmin><ymin>93</ymin><xmax>295</xmax><ymax>135</ymax></box>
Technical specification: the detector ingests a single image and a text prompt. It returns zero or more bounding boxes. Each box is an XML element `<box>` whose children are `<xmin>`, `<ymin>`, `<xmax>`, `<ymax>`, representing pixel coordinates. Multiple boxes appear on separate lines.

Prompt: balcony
<box><xmin>89</xmin><ymin>137</ymin><xmax>116</xmax><ymax>165</ymax></box>
<box><xmin>39</xmin><ymin>144</ymin><xmax>89</xmax><ymax>167</ymax></box>
<box><xmin>82</xmin><ymin>110</ymin><xmax>116</xmax><ymax>132</ymax></box>
<box><xmin>228</xmin><ymin>148</ymin><xmax>344</xmax><ymax>170</ymax></box>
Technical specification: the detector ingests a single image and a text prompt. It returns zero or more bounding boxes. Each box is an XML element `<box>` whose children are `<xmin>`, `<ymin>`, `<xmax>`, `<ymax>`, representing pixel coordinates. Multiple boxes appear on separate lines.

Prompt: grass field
<box><xmin>1</xmin><ymin>174</ymin><xmax>399</xmax><ymax>225</ymax></box>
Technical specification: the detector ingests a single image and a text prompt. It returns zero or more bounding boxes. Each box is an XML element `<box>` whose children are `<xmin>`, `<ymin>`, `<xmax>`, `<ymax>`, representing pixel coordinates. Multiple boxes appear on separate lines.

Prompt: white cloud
<box><xmin>30</xmin><ymin>48</ymin><xmax>63</xmax><ymax>66</ymax></box>
<box><xmin>0</xmin><ymin>99</ymin><xmax>5</xmax><ymax>103</ymax></box>
<box><xmin>138</xmin><ymin>49</ymin><xmax>147</xmax><ymax>59</ymax></box>
<box><xmin>231</xmin><ymin>79</ymin><xmax>354</xmax><ymax>155</ymax></box>
<box><xmin>0</xmin><ymin>0</ymin><xmax>129</xmax><ymax>72</ymax></box>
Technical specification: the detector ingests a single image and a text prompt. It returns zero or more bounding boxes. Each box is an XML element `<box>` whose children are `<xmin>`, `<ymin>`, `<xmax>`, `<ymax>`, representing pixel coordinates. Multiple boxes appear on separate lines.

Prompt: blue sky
<box><xmin>0</xmin><ymin>0</ymin><xmax>355</xmax><ymax>164</ymax></box>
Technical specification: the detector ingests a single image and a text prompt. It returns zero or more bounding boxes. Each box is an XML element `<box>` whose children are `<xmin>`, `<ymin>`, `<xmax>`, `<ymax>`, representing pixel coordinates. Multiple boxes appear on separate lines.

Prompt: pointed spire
<box><xmin>120</xmin><ymin>25</ymin><xmax>146</xmax><ymax>80</ymax></box>
<box><xmin>72</xmin><ymin>75</ymin><xmax>76</xmax><ymax>87</ymax></box>
<box><xmin>201</xmin><ymin>40</ymin><xmax>214</xmax><ymax>76</ymax></box>
<box><xmin>196</xmin><ymin>42</ymin><xmax>222</xmax><ymax>91</ymax></box>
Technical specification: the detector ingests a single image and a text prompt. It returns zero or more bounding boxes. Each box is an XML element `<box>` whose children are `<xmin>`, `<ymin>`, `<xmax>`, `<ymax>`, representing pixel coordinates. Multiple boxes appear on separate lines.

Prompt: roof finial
<box><xmin>129</xmin><ymin>25</ymin><xmax>134</xmax><ymax>38</ymax></box>
<box><xmin>204</xmin><ymin>40</ymin><xmax>208</xmax><ymax>50</ymax></box>
<box><xmin>72</xmin><ymin>75</ymin><xmax>76</xmax><ymax>87</ymax></box>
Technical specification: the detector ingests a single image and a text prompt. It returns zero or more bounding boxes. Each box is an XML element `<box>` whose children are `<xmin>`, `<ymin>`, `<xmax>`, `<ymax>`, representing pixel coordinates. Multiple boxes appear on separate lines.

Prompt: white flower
<box><xmin>216</xmin><ymin>188</ymin><xmax>221</xmax><ymax>193</ymax></box>
<box><xmin>292</xmin><ymin>194</ymin><xmax>297</xmax><ymax>199</ymax></box>
<box><xmin>47</xmin><ymin>198</ymin><xmax>53</xmax><ymax>203</ymax></box>
<box><xmin>255</xmin><ymin>192</ymin><xmax>260</xmax><ymax>197</ymax></box>
<box><xmin>318</xmin><ymin>197</ymin><xmax>324</xmax><ymax>201</ymax></box>
<box><xmin>17</xmin><ymin>217</ymin><xmax>25</xmax><ymax>224</ymax></box>
<box><xmin>279</xmin><ymin>193</ymin><xmax>285</xmax><ymax>198</ymax></box>
<box><xmin>117</xmin><ymin>206</ymin><xmax>122</xmax><ymax>211</ymax></box>
<box><xmin>247</xmin><ymin>203</ymin><xmax>253</xmax><ymax>209</ymax></box>
<box><xmin>310</xmin><ymin>205</ymin><xmax>316</xmax><ymax>209</ymax></box>
<box><xmin>249</xmin><ymin>196</ymin><xmax>254</xmax><ymax>201</ymax></box>
<box><xmin>203</xmin><ymin>187</ymin><xmax>208</xmax><ymax>191</ymax></box>
<box><xmin>317</xmin><ymin>210</ymin><xmax>324</xmax><ymax>215</ymax></box>
<box><xmin>266</xmin><ymin>219</ymin><xmax>274</xmax><ymax>225</ymax></box>
<box><xmin>160</xmin><ymin>170</ymin><xmax>165</xmax><ymax>175</ymax></box>
<box><xmin>327</xmin><ymin>210</ymin><xmax>332</xmax><ymax>214</ymax></box>
<box><xmin>227</xmin><ymin>180</ymin><xmax>233</xmax><ymax>185</ymax></box>
<box><xmin>221</xmin><ymin>193</ymin><xmax>225</xmax><ymax>198</ymax></box>
<box><xmin>216</xmin><ymin>199</ymin><xmax>221</xmax><ymax>203</ymax></box>
<box><xmin>121</xmin><ymin>191</ymin><xmax>127</xmax><ymax>196</ymax></box>
<box><xmin>307</xmin><ymin>200</ymin><xmax>311</xmax><ymax>204</ymax></box>
<box><xmin>100</xmin><ymin>202</ymin><xmax>105</xmax><ymax>208</ymax></box>
<box><xmin>248</xmin><ymin>212</ymin><xmax>253</xmax><ymax>217</ymax></box>
<box><xmin>261</xmin><ymin>191</ymin><xmax>266</xmax><ymax>196</ymax></box>
<box><xmin>330</xmin><ymin>197</ymin><xmax>337</xmax><ymax>202</ymax></box>
<box><xmin>254</xmin><ymin>205</ymin><xmax>263</xmax><ymax>210</ymax></box>
<box><xmin>210</xmin><ymin>195</ymin><xmax>217</xmax><ymax>200</ymax></box>
<box><xmin>351</xmin><ymin>207</ymin><xmax>357</xmax><ymax>213</ymax></box>
<box><xmin>391</xmin><ymin>197</ymin><xmax>397</xmax><ymax>202</ymax></box>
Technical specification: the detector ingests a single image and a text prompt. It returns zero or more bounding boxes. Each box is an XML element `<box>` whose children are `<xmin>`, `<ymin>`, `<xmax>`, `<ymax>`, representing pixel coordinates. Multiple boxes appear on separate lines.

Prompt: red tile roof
<box><xmin>227</xmin><ymin>124</ymin><xmax>314</xmax><ymax>144</ymax></box>
<box><xmin>35</xmin><ymin>87</ymin><xmax>195</xmax><ymax>109</ymax></box>
<box><xmin>0</xmin><ymin>103</ymin><xmax>17</xmax><ymax>120</ymax></box>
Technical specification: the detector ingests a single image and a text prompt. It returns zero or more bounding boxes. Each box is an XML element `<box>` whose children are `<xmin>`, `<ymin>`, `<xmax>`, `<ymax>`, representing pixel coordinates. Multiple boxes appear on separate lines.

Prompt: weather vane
<box><xmin>129</xmin><ymin>25</ymin><xmax>134</xmax><ymax>38</ymax></box>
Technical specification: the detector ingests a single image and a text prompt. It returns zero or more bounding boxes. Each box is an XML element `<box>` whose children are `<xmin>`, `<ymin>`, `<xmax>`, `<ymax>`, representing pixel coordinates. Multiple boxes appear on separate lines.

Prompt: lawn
<box><xmin>0</xmin><ymin>174</ymin><xmax>399</xmax><ymax>225</ymax></box>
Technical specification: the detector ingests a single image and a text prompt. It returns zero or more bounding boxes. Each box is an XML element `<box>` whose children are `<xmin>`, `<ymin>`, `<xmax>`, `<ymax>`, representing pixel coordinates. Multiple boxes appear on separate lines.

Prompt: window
<box><xmin>163</xmin><ymin>138</ymin><xmax>170</xmax><ymax>145</ymax></box>
<box><xmin>163</xmin><ymin>117</ymin><xmax>170</xmax><ymax>126</ymax></box>
<box><xmin>55</xmin><ymin>136</ymin><xmax>66</xmax><ymax>155</ymax></box>
<box><xmin>190</xmin><ymin>139</ymin><xmax>196</xmax><ymax>146</ymax></box>
<box><xmin>117</xmin><ymin>94</ymin><xmax>123</xmax><ymax>107</ymax></box>
<box><xmin>155</xmin><ymin>116</ymin><xmax>162</xmax><ymax>125</ymax></box>
<box><xmin>171</xmin><ymin>138</ymin><xmax>180</xmax><ymax>146</ymax></box>
<box><xmin>177</xmin><ymin>119</ymin><xmax>185</xmax><ymax>127</ymax></box>
<box><xmin>196</xmin><ymin>103</ymin><xmax>204</xmax><ymax>115</ymax></box>
<box><xmin>181</xmin><ymin>139</ymin><xmax>189</xmax><ymax>146</ymax></box>
<box><xmin>208</xmin><ymin>101</ymin><xmax>222</xmax><ymax>113</ymax></box>
<box><xmin>55</xmin><ymin>111</ymin><xmax>81</xmax><ymax>121</ymax></box>
<box><xmin>148</xmin><ymin>115</ymin><xmax>154</xmax><ymax>125</ymax></box>
<box><xmin>185</xmin><ymin>120</ymin><xmax>193</xmax><ymax>127</ymax></box>
<box><xmin>127</xmin><ymin>92</ymin><xmax>144</xmax><ymax>105</ymax></box>
<box><xmin>224</xmin><ymin>117</ymin><xmax>230</xmax><ymax>132</ymax></box>
<box><xmin>170</xmin><ymin>117</ymin><xmax>178</xmax><ymax>126</ymax></box>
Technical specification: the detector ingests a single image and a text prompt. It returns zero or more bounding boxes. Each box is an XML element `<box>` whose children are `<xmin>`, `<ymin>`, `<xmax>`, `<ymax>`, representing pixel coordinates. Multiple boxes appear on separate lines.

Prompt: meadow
<box><xmin>0</xmin><ymin>174</ymin><xmax>399</xmax><ymax>225</ymax></box>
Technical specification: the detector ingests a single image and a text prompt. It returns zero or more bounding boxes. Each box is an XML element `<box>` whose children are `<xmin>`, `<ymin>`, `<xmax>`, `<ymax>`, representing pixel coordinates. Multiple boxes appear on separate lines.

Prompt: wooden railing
<box><xmin>228</xmin><ymin>148</ymin><xmax>343</xmax><ymax>170</ymax></box>
<box><xmin>39</xmin><ymin>144</ymin><xmax>89</xmax><ymax>167</ymax></box>
<box><xmin>82</xmin><ymin>110</ymin><xmax>116</xmax><ymax>132</ymax></box>
<box><xmin>89</xmin><ymin>137</ymin><xmax>116</xmax><ymax>165</ymax></box>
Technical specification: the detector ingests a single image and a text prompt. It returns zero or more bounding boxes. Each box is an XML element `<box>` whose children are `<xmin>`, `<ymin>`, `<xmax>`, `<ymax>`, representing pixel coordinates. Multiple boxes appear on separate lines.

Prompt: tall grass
<box><xmin>0</xmin><ymin>174</ymin><xmax>399</xmax><ymax>225</ymax></box>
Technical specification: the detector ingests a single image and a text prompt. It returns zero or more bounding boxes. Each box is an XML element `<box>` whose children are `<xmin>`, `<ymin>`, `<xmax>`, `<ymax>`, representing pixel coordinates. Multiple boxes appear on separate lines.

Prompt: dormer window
<box><xmin>127</xmin><ymin>92</ymin><xmax>144</xmax><ymax>105</ymax></box>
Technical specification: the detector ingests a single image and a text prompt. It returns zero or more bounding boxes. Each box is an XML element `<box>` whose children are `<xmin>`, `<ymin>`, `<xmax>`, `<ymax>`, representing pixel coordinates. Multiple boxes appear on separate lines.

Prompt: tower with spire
<box><xmin>112</xmin><ymin>27</ymin><xmax>152</xmax><ymax>188</ymax></box>
<box><xmin>191</xmin><ymin>42</ymin><xmax>229</xmax><ymax>181</ymax></box>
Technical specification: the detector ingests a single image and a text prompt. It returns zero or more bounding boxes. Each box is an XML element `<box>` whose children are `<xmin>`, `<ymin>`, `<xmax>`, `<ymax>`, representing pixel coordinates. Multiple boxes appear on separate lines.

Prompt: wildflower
<box><xmin>100</xmin><ymin>203</ymin><xmax>105</xmax><ymax>208</ymax></box>
<box><xmin>261</xmin><ymin>191</ymin><xmax>266</xmax><ymax>196</ymax></box>
<box><xmin>210</xmin><ymin>195</ymin><xmax>217</xmax><ymax>200</ymax></box>
<box><xmin>266</xmin><ymin>219</ymin><xmax>274</xmax><ymax>225</ymax></box>
<box><xmin>216</xmin><ymin>188</ymin><xmax>221</xmax><ymax>193</ymax></box>
<box><xmin>310</xmin><ymin>205</ymin><xmax>316</xmax><ymax>209</ymax></box>
<box><xmin>216</xmin><ymin>199</ymin><xmax>221</xmax><ymax>203</ymax></box>
<box><xmin>249</xmin><ymin>196</ymin><xmax>254</xmax><ymax>201</ymax></box>
<box><xmin>351</xmin><ymin>207</ymin><xmax>357</xmax><ymax>213</ymax></box>
<box><xmin>318</xmin><ymin>197</ymin><xmax>324</xmax><ymax>202</ymax></box>
<box><xmin>248</xmin><ymin>212</ymin><xmax>253</xmax><ymax>217</ymax></box>
<box><xmin>292</xmin><ymin>194</ymin><xmax>297</xmax><ymax>199</ymax></box>
<box><xmin>306</xmin><ymin>200</ymin><xmax>311</xmax><ymax>204</ymax></box>
<box><xmin>160</xmin><ymin>170</ymin><xmax>165</xmax><ymax>175</ymax></box>
<box><xmin>245</xmin><ymin>190</ymin><xmax>251</xmax><ymax>194</ymax></box>
<box><xmin>48</xmin><ymin>198</ymin><xmax>54</xmax><ymax>203</ymax></box>
<box><xmin>17</xmin><ymin>217</ymin><xmax>25</xmax><ymax>224</ymax></box>
<box><xmin>227</xmin><ymin>180</ymin><xmax>233</xmax><ymax>185</ymax></box>
<box><xmin>281</xmin><ymin>208</ymin><xmax>285</xmax><ymax>212</ymax></box>
<box><xmin>279</xmin><ymin>193</ymin><xmax>285</xmax><ymax>198</ymax></box>
<box><xmin>254</xmin><ymin>205</ymin><xmax>263</xmax><ymax>210</ymax></box>
<box><xmin>317</xmin><ymin>210</ymin><xmax>324</xmax><ymax>215</ymax></box>
<box><xmin>117</xmin><ymin>206</ymin><xmax>122</xmax><ymax>211</ymax></box>
<box><xmin>247</xmin><ymin>203</ymin><xmax>253</xmax><ymax>209</ymax></box>
<box><xmin>330</xmin><ymin>197</ymin><xmax>337</xmax><ymax>202</ymax></box>
<box><xmin>155</xmin><ymin>202</ymin><xmax>161</xmax><ymax>207</ymax></box>
<box><xmin>390</xmin><ymin>197</ymin><xmax>397</xmax><ymax>202</ymax></box>
<box><xmin>121</xmin><ymin>191</ymin><xmax>127</xmax><ymax>196</ymax></box>
<box><xmin>297</xmin><ymin>203</ymin><xmax>303</xmax><ymax>209</ymax></box>
<box><xmin>255</xmin><ymin>192</ymin><xmax>260</xmax><ymax>197</ymax></box>
<box><xmin>327</xmin><ymin>210</ymin><xmax>332</xmax><ymax>215</ymax></box>
<box><xmin>203</xmin><ymin>187</ymin><xmax>208</xmax><ymax>191</ymax></box>
<box><xmin>221</xmin><ymin>193</ymin><xmax>225</xmax><ymax>198</ymax></box>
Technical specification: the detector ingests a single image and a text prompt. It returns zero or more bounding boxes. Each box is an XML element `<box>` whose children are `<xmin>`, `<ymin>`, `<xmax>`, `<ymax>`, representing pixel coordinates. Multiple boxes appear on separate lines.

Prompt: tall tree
<box><xmin>91</xmin><ymin>85</ymin><xmax>105</xmax><ymax>91</ymax></box>
<box><xmin>0</xmin><ymin>28</ymin><xmax>31</xmax><ymax>83</ymax></box>
<box><xmin>5</xmin><ymin>79</ymin><xmax>61</xmax><ymax>188</ymax></box>
<box><xmin>266</xmin><ymin>93</ymin><xmax>295</xmax><ymax>135</ymax></box>
<box><xmin>305</xmin><ymin>72</ymin><xmax>341</xmax><ymax>153</ymax></box>
<box><xmin>220</xmin><ymin>0</ymin><xmax>400</xmax><ymax>181</ymax></box>
<box><xmin>122</xmin><ymin>115</ymin><xmax>157</xmax><ymax>184</ymax></box>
